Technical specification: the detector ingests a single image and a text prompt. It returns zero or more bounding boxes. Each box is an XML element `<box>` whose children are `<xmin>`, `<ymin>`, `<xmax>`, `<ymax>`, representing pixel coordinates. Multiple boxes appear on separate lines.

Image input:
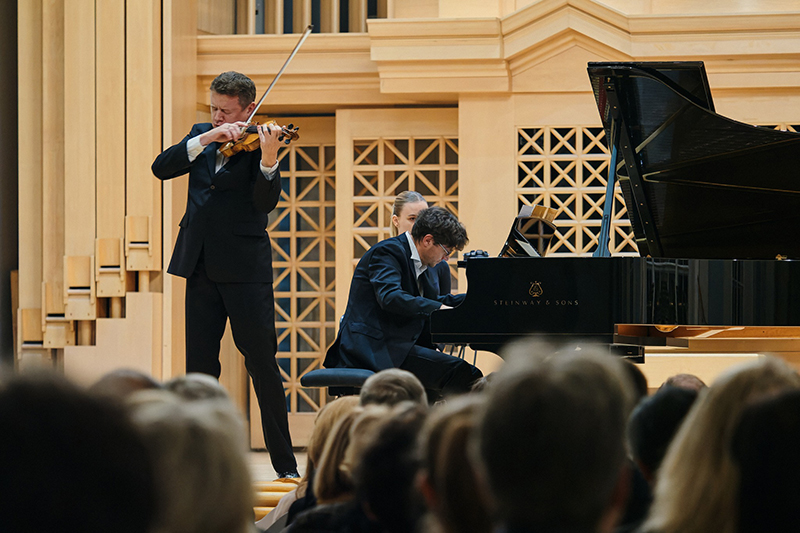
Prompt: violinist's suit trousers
<box><xmin>151</xmin><ymin>122</ymin><xmax>296</xmax><ymax>474</ymax></box>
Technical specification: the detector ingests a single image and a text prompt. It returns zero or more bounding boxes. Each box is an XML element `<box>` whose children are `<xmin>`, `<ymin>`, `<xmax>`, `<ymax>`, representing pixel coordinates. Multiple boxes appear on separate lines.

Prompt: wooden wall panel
<box><xmin>95</xmin><ymin>0</ymin><xmax>127</xmax><ymax>302</ymax></box>
<box><xmin>63</xmin><ymin>0</ymin><xmax>97</xmax><ymax>326</ymax></box>
<box><xmin>17</xmin><ymin>0</ymin><xmax>47</xmax><ymax>358</ymax></box>
<box><xmin>41</xmin><ymin>0</ymin><xmax>70</xmax><ymax>348</ymax></box>
<box><xmin>125</xmin><ymin>0</ymin><xmax>162</xmax><ymax>275</ymax></box>
<box><xmin>161</xmin><ymin>0</ymin><xmax>198</xmax><ymax>380</ymax></box>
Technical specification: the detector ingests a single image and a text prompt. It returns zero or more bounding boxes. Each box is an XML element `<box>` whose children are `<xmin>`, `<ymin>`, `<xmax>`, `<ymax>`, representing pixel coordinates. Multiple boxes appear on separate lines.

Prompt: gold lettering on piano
<box><xmin>529</xmin><ymin>281</ymin><xmax>543</xmax><ymax>298</ymax></box>
<box><xmin>493</xmin><ymin>299</ymin><xmax>579</xmax><ymax>306</ymax></box>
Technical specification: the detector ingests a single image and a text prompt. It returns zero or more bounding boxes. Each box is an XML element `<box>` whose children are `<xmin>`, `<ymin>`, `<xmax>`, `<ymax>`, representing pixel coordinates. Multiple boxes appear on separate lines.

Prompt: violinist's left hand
<box><xmin>258</xmin><ymin>123</ymin><xmax>283</xmax><ymax>167</ymax></box>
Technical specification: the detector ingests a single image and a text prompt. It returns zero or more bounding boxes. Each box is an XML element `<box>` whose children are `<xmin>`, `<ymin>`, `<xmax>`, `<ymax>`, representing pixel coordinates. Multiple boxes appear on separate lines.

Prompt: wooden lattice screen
<box><xmin>270</xmin><ymin>141</ymin><xmax>337</xmax><ymax>415</ymax></box>
<box><xmin>351</xmin><ymin>136</ymin><xmax>460</xmax><ymax>289</ymax></box>
<box><xmin>517</xmin><ymin>126</ymin><xmax>637</xmax><ymax>256</ymax></box>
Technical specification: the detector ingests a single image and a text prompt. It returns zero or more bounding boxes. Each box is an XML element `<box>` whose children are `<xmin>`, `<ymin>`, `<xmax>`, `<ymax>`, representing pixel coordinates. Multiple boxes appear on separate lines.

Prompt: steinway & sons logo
<box><xmin>493</xmin><ymin>281</ymin><xmax>579</xmax><ymax>307</ymax></box>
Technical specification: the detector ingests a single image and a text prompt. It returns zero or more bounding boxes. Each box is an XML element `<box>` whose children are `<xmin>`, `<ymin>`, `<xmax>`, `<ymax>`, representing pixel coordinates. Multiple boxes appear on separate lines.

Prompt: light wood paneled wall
<box><xmin>17</xmin><ymin>0</ymin><xmax>47</xmax><ymax>361</ymax></box>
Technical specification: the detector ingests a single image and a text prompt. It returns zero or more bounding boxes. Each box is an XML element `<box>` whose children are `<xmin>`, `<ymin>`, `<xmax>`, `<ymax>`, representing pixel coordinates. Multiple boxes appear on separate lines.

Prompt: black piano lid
<box><xmin>587</xmin><ymin>61</ymin><xmax>800</xmax><ymax>260</ymax></box>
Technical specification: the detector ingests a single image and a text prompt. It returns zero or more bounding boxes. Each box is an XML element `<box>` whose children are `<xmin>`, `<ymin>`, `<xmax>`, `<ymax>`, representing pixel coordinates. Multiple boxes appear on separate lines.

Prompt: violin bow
<box><xmin>246</xmin><ymin>24</ymin><xmax>313</xmax><ymax>126</ymax></box>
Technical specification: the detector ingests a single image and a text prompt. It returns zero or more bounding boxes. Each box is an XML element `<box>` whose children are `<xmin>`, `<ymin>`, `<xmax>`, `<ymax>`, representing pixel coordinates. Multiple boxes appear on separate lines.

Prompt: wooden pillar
<box><xmin>96</xmin><ymin>0</ymin><xmax>127</xmax><ymax>303</ymax></box>
<box><xmin>125</xmin><ymin>1</ymin><xmax>162</xmax><ymax>277</ymax></box>
<box><xmin>17</xmin><ymin>0</ymin><xmax>46</xmax><ymax>360</ymax></box>
<box><xmin>41</xmin><ymin>0</ymin><xmax>70</xmax><ymax>348</ymax></box>
<box><xmin>64</xmin><ymin>0</ymin><xmax>97</xmax><ymax>324</ymax></box>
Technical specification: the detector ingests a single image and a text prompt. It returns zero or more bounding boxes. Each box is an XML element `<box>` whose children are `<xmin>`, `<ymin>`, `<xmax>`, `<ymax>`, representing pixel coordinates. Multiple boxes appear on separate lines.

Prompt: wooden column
<box><xmin>41</xmin><ymin>0</ymin><xmax>71</xmax><ymax>349</ymax></box>
<box><xmin>125</xmin><ymin>1</ymin><xmax>162</xmax><ymax>279</ymax></box>
<box><xmin>17</xmin><ymin>0</ymin><xmax>48</xmax><ymax>361</ymax></box>
<box><xmin>64</xmin><ymin>0</ymin><xmax>97</xmax><ymax>330</ymax></box>
<box><xmin>95</xmin><ymin>0</ymin><xmax>127</xmax><ymax>307</ymax></box>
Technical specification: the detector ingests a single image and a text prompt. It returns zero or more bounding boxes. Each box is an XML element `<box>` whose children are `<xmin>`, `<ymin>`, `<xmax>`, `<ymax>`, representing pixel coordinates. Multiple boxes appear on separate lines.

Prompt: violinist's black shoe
<box><xmin>276</xmin><ymin>470</ymin><xmax>300</xmax><ymax>481</ymax></box>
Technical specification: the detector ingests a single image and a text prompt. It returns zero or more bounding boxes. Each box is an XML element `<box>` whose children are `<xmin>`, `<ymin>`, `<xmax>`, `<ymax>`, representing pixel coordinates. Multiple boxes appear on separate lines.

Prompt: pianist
<box><xmin>323</xmin><ymin>207</ymin><xmax>483</xmax><ymax>397</ymax></box>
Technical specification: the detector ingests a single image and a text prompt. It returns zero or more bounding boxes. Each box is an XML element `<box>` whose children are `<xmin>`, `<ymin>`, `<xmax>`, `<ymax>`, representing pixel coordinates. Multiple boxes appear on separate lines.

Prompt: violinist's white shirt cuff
<box><xmin>260</xmin><ymin>161</ymin><xmax>280</xmax><ymax>181</ymax></box>
<box><xmin>186</xmin><ymin>136</ymin><xmax>204</xmax><ymax>162</ymax></box>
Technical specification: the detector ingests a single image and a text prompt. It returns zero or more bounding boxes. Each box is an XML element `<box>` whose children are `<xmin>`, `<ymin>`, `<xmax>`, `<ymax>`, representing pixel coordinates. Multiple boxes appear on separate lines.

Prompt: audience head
<box><xmin>470</xmin><ymin>372</ymin><xmax>494</xmax><ymax>392</ymax></box>
<box><xmin>623</xmin><ymin>359</ymin><xmax>649</xmax><ymax>402</ymax></box>
<box><xmin>476</xmin><ymin>345</ymin><xmax>635</xmax><ymax>532</ymax></box>
<box><xmin>355</xmin><ymin>402</ymin><xmax>429</xmax><ymax>533</ymax></box>
<box><xmin>661</xmin><ymin>373</ymin><xmax>707</xmax><ymax>392</ymax></box>
<box><xmin>89</xmin><ymin>368</ymin><xmax>162</xmax><ymax>399</ymax></box>
<box><xmin>419</xmin><ymin>395</ymin><xmax>491</xmax><ymax>533</ymax></box>
<box><xmin>128</xmin><ymin>389</ymin><xmax>253</xmax><ymax>533</ymax></box>
<box><xmin>732</xmin><ymin>389</ymin><xmax>800</xmax><ymax>533</ymax></box>
<box><xmin>302</xmin><ymin>396</ymin><xmax>360</xmax><ymax>497</ymax></box>
<box><xmin>410</xmin><ymin>206</ymin><xmax>468</xmax><ymax>254</ymax></box>
<box><xmin>312</xmin><ymin>405</ymin><xmax>366</xmax><ymax>503</ymax></box>
<box><xmin>165</xmin><ymin>372</ymin><xmax>230</xmax><ymax>401</ymax></box>
<box><xmin>360</xmin><ymin>368</ymin><xmax>428</xmax><ymax>406</ymax></box>
<box><xmin>0</xmin><ymin>372</ymin><xmax>156</xmax><ymax>533</ymax></box>
<box><xmin>644</xmin><ymin>356</ymin><xmax>800</xmax><ymax>533</ymax></box>
<box><xmin>392</xmin><ymin>191</ymin><xmax>428</xmax><ymax>236</ymax></box>
<box><xmin>627</xmin><ymin>385</ymin><xmax>699</xmax><ymax>485</ymax></box>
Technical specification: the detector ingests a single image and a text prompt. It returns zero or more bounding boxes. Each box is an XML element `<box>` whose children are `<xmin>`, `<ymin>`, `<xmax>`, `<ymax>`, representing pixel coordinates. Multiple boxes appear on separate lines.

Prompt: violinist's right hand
<box><xmin>198</xmin><ymin>121</ymin><xmax>248</xmax><ymax>147</ymax></box>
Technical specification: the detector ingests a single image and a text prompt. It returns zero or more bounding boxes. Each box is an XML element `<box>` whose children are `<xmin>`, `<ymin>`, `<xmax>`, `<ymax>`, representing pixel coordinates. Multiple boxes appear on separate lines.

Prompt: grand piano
<box><xmin>430</xmin><ymin>62</ymin><xmax>800</xmax><ymax>360</ymax></box>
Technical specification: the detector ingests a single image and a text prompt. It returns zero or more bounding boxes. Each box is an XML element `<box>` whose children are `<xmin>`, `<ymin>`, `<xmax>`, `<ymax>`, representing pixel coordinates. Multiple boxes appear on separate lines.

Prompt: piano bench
<box><xmin>300</xmin><ymin>368</ymin><xmax>375</xmax><ymax>397</ymax></box>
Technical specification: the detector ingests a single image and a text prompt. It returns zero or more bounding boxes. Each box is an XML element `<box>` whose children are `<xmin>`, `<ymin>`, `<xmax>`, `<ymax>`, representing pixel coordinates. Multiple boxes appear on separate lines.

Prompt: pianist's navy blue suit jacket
<box><xmin>151</xmin><ymin>123</ymin><xmax>281</xmax><ymax>282</ymax></box>
<box><xmin>324</xmin><ymin>234</ymin><xmax>465</xmax><ymax>371</ymax></box>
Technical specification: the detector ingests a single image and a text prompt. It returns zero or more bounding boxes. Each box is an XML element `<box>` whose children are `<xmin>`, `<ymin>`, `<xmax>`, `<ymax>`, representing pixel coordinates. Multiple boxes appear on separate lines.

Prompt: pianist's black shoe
<box><xmin>276</xmin><ymin>470</ymin><xmax>300</xmax><ymax>480</ymax></box>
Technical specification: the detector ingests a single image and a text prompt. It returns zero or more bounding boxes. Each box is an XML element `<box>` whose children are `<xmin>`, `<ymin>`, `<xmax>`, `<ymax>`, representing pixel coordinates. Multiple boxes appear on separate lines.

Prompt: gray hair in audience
<box><xmin>89</xmin><ymin>368</ymin><xmax>162</xmax><ymax>399</ymax></box>
<box><xmin>128</xmin><ymin>389</ymin><xmax>253</xmax><ymax>533</ymax></box>
<box><xmin>360</xmin><ymin>368</ymin><xmax>428</xmax><ymax>406</ymax></box>
<box><xmin>165</xmin><ymin>372</ymin><xmax>230</xmax><ymax>401</ymax></box>
<box><xmin>475</xmin><ymin>344</ymin><xmax>635</xmax><ymax>531</ymax></box>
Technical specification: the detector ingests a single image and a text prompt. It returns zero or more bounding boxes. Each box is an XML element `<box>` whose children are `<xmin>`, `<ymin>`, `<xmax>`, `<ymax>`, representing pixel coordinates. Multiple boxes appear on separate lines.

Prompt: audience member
<box><xmin>660</xmin><ymin>373</ymin><xmax>707</xmax><ymax>392</ymax></box>
<box><xmin>165</xmin><ymin>372</ymin><xmax>231</xmax><ymax>401</ymax></box>
<box><xmin>642</xmin><ymin>356</ymin><xmax>800</xmax><ymax>533</ymax></box>
<box><xmin>359</xmin><ymin>368</ymin><xmax>428</xmax><ymax>406</ymax></box>
<box><xmin>476</xmin><ymin>345</ymin><xmax>635</xmax><ymax>533</ymax></box>
<box><xmin>257</xmin><ymin>396</ymin><xmax>360</xmax><ymax>531</ymax></box>
<box><xmin>0</xmin><ymin>372</ymin><xmax>156</xmax><ymax>533</ymax></box>
<box><xmin>622</xmin><ymin>359</ymin><xmax>649</xmax><ymax>401</ymax></box>
<box><xmin>355</xmin><ymin>402</ymin><xmax>429</xmax><ymax>533</ymax></box>
<box><xmin>89</xmin><ymin>368</ymin><xmax>162</xmax><ymax>398</ymax></box>
<box><xmin>419</xmin><ymin>395</ymin><xmax>491</xmax><ymax>533</ymax></box>
<box><xmin>732</xmin><ymin>389</ymin><xmax>800</xmax><ymax>533</ymax></box>
<box><xmin>287</xmin><ymin>405</ymin><xmax>391</xmax><ymax>533</ymax></box>
<box><xmin>627</xmin><ymin>386</ymin><xmax>699</xmax><ymax>486</ymax></box>
<box><xmin>128</xmin><ymin>389</ymin><xmax>254</xmax><ymax>533</ymax></box>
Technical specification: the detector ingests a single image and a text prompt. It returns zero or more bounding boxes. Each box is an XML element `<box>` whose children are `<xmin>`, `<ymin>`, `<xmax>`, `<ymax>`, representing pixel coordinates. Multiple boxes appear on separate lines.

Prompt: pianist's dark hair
<box><xmin>411</xmin><ymin>206</ymin><xmax>468</xmax><ymax>251</ymax></box>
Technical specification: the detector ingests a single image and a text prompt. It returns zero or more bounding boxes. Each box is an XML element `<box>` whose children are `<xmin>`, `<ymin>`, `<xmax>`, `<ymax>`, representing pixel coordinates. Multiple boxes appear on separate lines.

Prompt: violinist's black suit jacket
<box><xmin>151</xmin><ymin>123</ymin><xmax>296</xmax><ymax>474</ymax></box>
<box><xmin>151</xmin><ymin>123</ymin><xmax>281</xmax><ymax>282</ymax></box>
<box><xmin>324</xmin><ymin>234</ymin><xmax>465</xmax><ymax>372</ymax></box>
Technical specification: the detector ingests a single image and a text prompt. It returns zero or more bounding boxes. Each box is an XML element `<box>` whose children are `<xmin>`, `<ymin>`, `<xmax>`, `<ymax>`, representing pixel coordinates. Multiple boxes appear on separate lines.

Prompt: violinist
<box><xmin>151</xmin><ymin>71</ymin><xmax>298</xmax><ymax>479</ymax></box>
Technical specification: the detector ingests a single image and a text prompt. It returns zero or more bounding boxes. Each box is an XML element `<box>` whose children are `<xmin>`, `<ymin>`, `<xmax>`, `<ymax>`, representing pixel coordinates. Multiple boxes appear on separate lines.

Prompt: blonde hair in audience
<box><xmin>128</xmin><ymin>390</ymin><xmax>254</xmax><ymax>533</ymax></box>
<box><xmin>312</xmin><ymin>406</ymin><xmax>363</xmax><ymax>503</ymax></box>
<box><xmin>391</xmin><ymin>190</ymin><xmax>427</xmax><ymax>237</ymax></box>
<box><xmin>302</xmin><ymin>396</ymin><xmax>360</xmax><ymax>497</ymax></box>
<box><xmin>642</xmin><ymin>356</ymin><xmax>800</xmax><ymax>533</ymax></box>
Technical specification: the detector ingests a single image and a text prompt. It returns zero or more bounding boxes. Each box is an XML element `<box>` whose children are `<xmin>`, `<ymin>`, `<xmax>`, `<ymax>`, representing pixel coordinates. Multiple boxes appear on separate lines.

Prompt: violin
<box><xmin>219</xmin><ymin>121</ymin><xmax>300</xmax><ymax>158</ymax></box>
<box><xmin>219</xmin><ymin>25</ymin><xmax>312</xmax><ymax>159</ymax></box>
